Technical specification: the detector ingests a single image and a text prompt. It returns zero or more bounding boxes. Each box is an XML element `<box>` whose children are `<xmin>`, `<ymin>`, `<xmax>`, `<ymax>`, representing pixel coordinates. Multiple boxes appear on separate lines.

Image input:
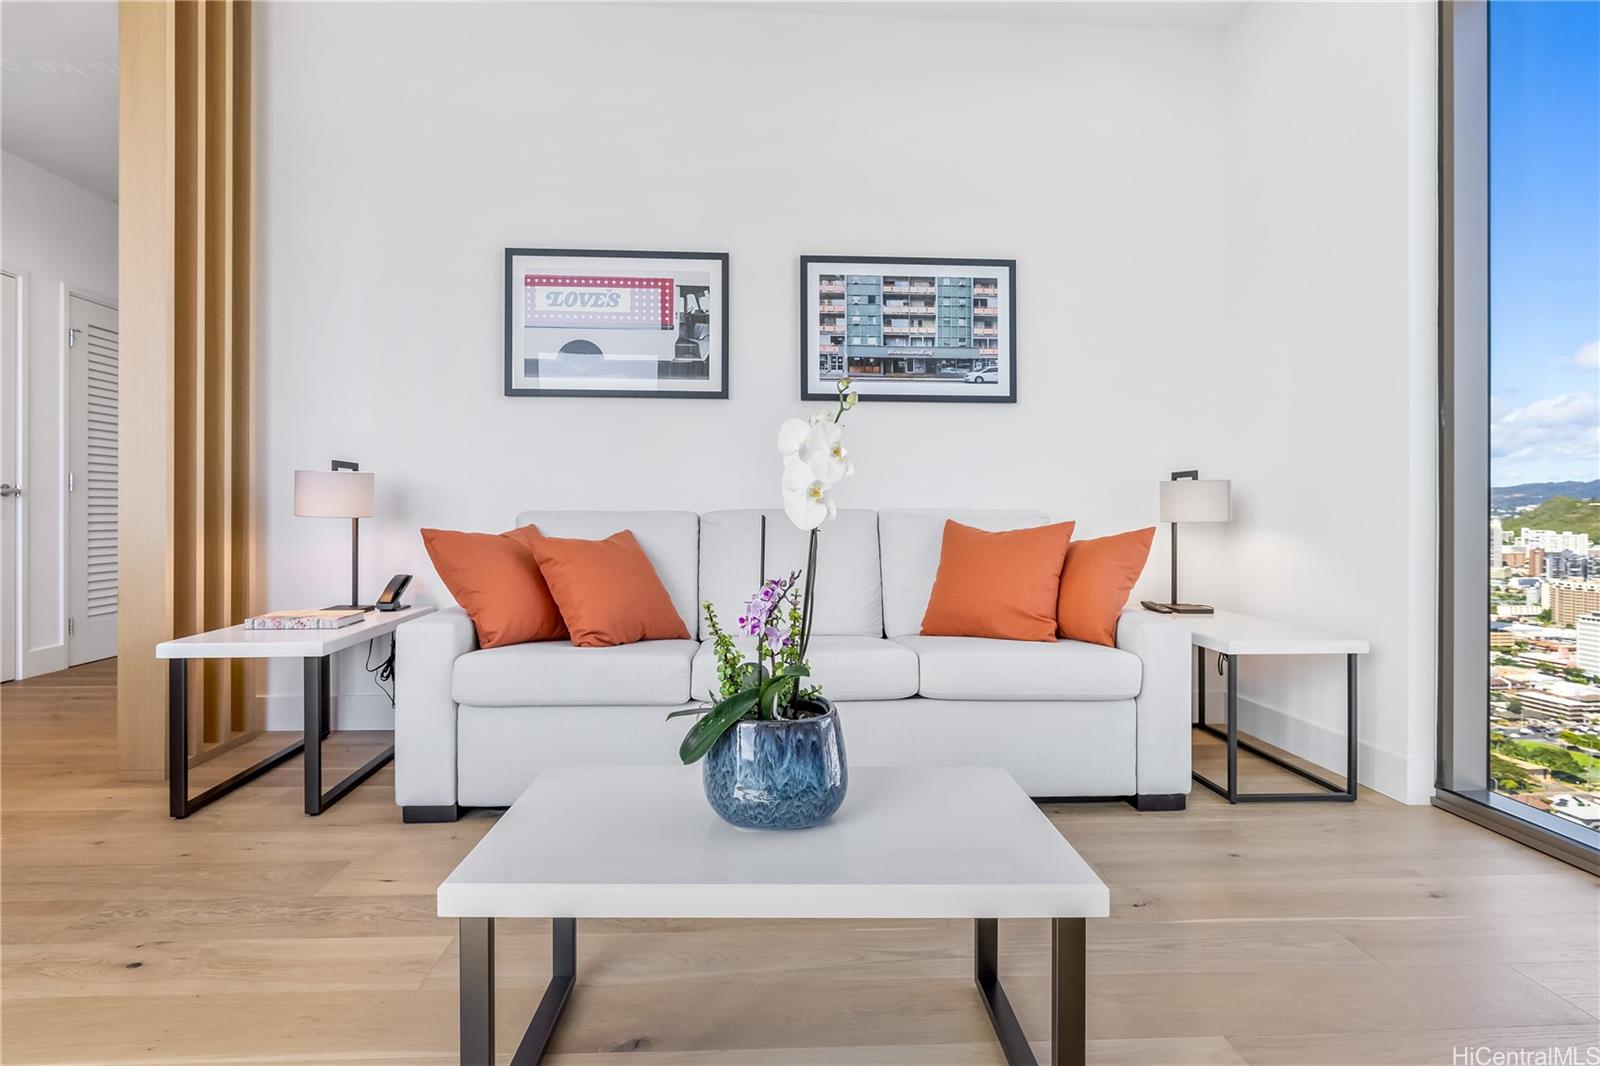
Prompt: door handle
<box><xmin>0</xmin><ymin>483</ymin><xmax>20</xmax><ymax>498</ymax></box>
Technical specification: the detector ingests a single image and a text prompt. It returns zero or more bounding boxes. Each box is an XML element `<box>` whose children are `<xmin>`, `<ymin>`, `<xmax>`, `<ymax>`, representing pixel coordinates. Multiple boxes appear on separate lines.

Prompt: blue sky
<box><xmin>1489</xmin><ymin>0</ymin><xmax>1600</xmax><ymax>487</ymax></box>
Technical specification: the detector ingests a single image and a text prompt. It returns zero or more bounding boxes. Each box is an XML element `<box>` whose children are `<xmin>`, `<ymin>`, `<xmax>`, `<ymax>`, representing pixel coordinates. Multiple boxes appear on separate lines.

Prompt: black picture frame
<box><xmin>504</xmin><ymin>248</ymin><xmax>730</xmax><ymax>399</ymax></box>
<box><xmin>799</xmin><ymin>254</ymin><xmax>1017</xmax><ymax>404</ymax></box>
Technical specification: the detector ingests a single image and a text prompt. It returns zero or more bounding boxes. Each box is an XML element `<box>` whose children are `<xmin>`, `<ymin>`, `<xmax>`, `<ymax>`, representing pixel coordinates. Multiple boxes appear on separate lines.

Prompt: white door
<box><xmin>1</xmin><ymin>272</ymin><xmax>20</xmax><ymax>683</ymax></box>
<box><xmin>67</xmin><ymin>294</ymin><xmax>118</xmax><ymax>666</ymax></box>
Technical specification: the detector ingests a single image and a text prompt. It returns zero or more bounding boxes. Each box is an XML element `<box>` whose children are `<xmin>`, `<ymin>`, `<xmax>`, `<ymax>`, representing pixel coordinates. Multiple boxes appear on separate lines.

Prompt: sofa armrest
<box><xmin>1116</xmin><ymin>608</ymin><xmax>1192</xmax><ymax>797</ymax></box>
<box><xmin>395</xmin><ymin>606</ymin><xmax>477</xmax><ymax>807</ymax></box>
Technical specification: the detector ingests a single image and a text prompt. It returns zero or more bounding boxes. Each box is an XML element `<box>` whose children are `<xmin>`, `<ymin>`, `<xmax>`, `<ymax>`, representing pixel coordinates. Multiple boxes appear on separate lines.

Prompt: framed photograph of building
<box><xmin>800</xmin><ymin>255</ymin><xmax>1016</xmax><ymax>403</ymax></box>
<box><xmin>505</xmin><ymin>248</ymin><xmax>729</xmax><ymax>398</ymax></box>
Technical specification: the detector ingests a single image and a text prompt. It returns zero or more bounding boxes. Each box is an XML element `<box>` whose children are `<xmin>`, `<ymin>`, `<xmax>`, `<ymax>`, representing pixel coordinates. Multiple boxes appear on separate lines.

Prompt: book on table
<box><xmin>245</xmin><ymin>609</ymin><xmax>366</xmax><ymax>631</ymax></box>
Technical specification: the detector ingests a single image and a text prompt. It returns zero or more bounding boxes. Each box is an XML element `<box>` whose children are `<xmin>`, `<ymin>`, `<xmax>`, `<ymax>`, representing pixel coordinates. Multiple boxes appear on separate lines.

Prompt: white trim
<box><xmin>261</xmin><ymin>691</ymin><xmax>395</xmax><ymax>732</ymax></box>
<box><xmin>1</xmin><ymin>266</ymin><xmax>27</xmax><ymax>680</ymax></box>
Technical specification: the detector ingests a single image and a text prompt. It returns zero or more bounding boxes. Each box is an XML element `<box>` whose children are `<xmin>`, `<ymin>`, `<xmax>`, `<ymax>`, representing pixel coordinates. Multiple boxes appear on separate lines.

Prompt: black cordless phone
<box><xmin>375</xmin><ymin>574</ymin><xmax>413</xmax><ymax>612</ymax></box>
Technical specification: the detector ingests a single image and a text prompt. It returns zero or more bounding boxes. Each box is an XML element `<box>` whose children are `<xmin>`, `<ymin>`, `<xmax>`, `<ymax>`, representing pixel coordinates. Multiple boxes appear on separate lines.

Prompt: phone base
<box><xmin>375</xmin><ymin>603</ymin><xmax>411</xmax><ymax>613</ymax></box>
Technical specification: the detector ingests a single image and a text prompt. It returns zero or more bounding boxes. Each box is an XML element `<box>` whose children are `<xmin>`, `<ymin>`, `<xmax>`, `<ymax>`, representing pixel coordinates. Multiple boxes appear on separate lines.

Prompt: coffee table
<box><xmin>437</xmin><ymin>765</ymin><xmax>1108</xmax><ymax>1066</ymax></box>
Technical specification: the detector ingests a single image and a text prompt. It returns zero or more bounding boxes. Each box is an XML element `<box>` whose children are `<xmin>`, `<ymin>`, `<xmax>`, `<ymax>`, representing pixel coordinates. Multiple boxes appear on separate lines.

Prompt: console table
<box><xmin>156</xmin><ymin>606</ymin><xmax>435</xmax><ymax>818</ymax></box>
<box><xmin>1188</xmin><ymin>610</ymin><xmax>1368</xmax><ymax>803</ymax></box>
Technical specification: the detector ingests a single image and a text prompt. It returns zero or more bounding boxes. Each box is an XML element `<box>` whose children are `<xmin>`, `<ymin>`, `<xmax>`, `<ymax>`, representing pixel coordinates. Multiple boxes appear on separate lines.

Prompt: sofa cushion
<box><xmin>690</xmin><ymin>635</ymin><xmax>918</xmax><ymax>703</ymax></box>
<box><xmin>892</xmin><ymin>635</ymin><xmax>1141</xmax><ymax>701</ymax></box>
<box><xmin>513</xmin><ymin>510</ymin><xmax>700</xmax><ymax>636</ymax></box>
<box><xmin>878</xmin><ymin>509</ymin><xmax>1049</xmax><ymax>637</ymax></box>
<box><xmin>525</xmin><ymin>528</ymin><xmax>690</xmax><ymax>647</ymax></box>
<box><xmin>453</xmin><ymin>639</ymin><xmax>698</xmax><ymax>706</ymax></box>
<box><xmin>699</xmin><ymin>509</ymin><xmax>883</xmax><ymax>638</ymax></box>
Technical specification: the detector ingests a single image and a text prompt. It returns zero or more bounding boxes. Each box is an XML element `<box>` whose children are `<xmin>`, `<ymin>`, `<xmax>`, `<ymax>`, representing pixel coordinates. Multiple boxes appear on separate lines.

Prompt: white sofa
<box><xmin>395</xmin><ymin>508</ymin><xmax>1192</xmax><ymax>821</ymax></box>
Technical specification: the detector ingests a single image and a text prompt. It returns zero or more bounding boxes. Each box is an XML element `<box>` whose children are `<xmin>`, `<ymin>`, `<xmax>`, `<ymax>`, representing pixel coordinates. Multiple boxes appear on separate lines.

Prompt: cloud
<box><xmin>1490</xmin><ymin>391</ymin><xmax>1599</xmax><ymax>466</ymax></box>
<box><xmin>1577</xmin><ymin>340</ymin><xmax>1599</xmax><ymax>370</ymax></box>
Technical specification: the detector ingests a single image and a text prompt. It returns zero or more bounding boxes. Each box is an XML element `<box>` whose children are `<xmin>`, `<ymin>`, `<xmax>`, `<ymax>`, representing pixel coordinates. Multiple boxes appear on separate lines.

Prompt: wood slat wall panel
<box><xmin>117</xmin><ymin>0</ymin><xmax>256</xmax><ymax>779</ymax></box>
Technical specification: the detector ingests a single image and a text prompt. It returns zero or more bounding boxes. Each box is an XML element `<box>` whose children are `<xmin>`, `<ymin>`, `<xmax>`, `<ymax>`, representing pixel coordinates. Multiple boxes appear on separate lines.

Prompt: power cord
<box><xmin>365</xmin><ymin>634</ymin><xmax>396</xmax><ymax>707</ymax></box>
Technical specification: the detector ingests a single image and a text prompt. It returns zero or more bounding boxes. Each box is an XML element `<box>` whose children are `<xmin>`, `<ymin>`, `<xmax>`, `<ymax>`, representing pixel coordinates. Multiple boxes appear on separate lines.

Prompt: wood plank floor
<box><xmin>2</xmin><ymin>660</ymin><xmax>1596</xmax><ymax>1065</ymax></box>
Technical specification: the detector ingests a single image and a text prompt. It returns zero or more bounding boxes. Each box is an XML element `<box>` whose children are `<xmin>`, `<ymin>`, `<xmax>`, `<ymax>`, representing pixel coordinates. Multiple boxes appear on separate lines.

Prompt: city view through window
<box><xmin>1486</xmin><ymin>1</ymin><xmax>1600</xmax><ymax>837</ymax></box>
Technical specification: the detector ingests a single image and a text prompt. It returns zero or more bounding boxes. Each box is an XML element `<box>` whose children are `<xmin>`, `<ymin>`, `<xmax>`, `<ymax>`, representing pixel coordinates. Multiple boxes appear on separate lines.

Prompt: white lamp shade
<box><xmin>294</xmin><ymin>469</ymin><xmax>374</xmax><ymax>518</ymax></box>
<box><xmin>1159</xmin><ymin>478</ymin><xmax>1230</xmax><ymax>523</ymax></box>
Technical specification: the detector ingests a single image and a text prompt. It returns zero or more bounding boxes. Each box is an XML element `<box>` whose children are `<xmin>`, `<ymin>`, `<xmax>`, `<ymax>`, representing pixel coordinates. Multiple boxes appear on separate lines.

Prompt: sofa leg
<box><xmin>1130</xmin><ymin>794</ymin><xmax>1186</xmax><ymax>812</ymax></box>
<box><xmin>403</xmin><ymin>804</ymin><xmax>462</xmax><ymax>823</ymax></box>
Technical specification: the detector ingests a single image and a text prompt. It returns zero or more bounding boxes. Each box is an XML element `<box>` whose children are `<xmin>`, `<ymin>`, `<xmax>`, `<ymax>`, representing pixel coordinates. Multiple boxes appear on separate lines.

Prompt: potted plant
<box><xmin>672</xmin><ymin>378</ymin><xmax>860</xmax><ymax>829</ymax></box>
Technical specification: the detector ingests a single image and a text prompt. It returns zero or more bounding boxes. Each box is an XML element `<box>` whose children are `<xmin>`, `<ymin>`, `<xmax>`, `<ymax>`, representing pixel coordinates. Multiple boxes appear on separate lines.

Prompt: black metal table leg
<box><xmin>460</xmin><ymin>917</ymin><xmax>494</xmax><ymax>1066</ymax></box>
<box><xmin>975</xmin><ymin>918</ymin><xmax>1087</xmax><ymax>1066</ymax></box>
<box><xmin>1191</xmin><ymin>651</ymin><xmax>1359</xmax><ymax>803</ymax></box>
<box><xmin>1053</xmin><ymin>917</ymin><xmax>1086</xmax><ymax>1066</ymax></box>
<box><xmin>304</xmin><ymin>652</ymin><xmax>394</xmax><ymax>816</ymax></box>
<box><xmin>168</xmin><ymin>657</ymin><xmax>304</xmax><ymax>819</ymax></box>
<box><xmin>461</xmin><ymin>917</ymin><xmax>575</xmax><ymax>1066</ymax></box>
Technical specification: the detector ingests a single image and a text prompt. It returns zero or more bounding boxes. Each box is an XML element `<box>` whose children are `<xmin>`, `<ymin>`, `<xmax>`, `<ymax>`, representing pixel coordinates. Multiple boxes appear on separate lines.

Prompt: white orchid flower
<box><xmin>781</xmin><ymin>455</ymin><xmax>837</xmax><ymax>530</ymax></box>
<box><xmin>805</xmin><ymin>419</ymin><xmax>853</xmax><ymax>483</ymax></box>
<box><xmin>777</xmin><ymin>417</ymin><xmax>811</xmax><ymax>458</ymax></box>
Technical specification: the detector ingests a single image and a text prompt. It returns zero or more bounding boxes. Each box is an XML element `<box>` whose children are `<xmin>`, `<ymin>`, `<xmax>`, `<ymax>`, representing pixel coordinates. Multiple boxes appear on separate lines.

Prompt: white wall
<box><xmin>1187</xmin><ymin>1</ymin><xmax>1438</xmax><ymax>802</ymax></box>
<box><xmin>255</xmin><ymin>1</ymin><xmax>1440</xmax><ymax>805</ymax></box>
<box><xmin>256</xmin><ymin>3</ymin><xmax>1229</xmax><ymax>730</ymax></box>
<box><xmin>0</xmin><ymin>150</ymin><xmax>118</xmax><ymax>678</ymax></box>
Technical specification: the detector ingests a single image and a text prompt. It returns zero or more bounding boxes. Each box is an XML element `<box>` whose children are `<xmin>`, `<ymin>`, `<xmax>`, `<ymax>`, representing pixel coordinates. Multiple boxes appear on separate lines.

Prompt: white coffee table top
<box><xmin>156</xmin><ymin>605</ymin><xmax>436</xmax><ymax>660</ymax></box>
<box><xmin>1186</xmin><ymin>609</ymin><xmax>1369</xmax><ymax>656</ymax></box>
<box><xmin>438</xmin><ymin>765</ymin><xmax>1109</xmax><ymax>920</ymax></box>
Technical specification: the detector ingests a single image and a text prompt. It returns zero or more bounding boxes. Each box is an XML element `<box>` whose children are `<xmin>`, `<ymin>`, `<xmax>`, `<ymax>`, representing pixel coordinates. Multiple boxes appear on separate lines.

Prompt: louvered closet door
<box><xmin>68</xmin><ymin>294</ymin><xmax>119</xmax><ymax>666</ymax></box>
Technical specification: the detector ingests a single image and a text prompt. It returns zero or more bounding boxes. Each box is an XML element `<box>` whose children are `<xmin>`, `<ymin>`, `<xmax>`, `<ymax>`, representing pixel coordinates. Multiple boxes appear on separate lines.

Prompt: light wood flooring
<box><xmin>2</xmin><ymin>660</ymin><xmax>1596</xmax><ymax>1065</ymax></box>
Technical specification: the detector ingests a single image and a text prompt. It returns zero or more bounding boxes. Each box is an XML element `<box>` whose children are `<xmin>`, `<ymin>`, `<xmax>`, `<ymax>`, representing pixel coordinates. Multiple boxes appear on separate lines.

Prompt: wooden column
<box><xmin>118</xmin><ymin>0</ymin><xmax>256</xmax><ymax>780</ymax></box>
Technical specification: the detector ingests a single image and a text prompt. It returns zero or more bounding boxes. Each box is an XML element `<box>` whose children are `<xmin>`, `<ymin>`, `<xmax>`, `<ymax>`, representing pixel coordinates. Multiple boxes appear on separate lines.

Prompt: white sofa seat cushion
<box><xmin>893</xmin><ymin>635</ymin><xmax>1141</xmax><ymax>701</ymax></box>
<box><xmin>453</xmin><ymin>639</ymin><xmax>699</xmax><ymax>706</ymax></box>
<box><xmin>690</xmin><ymin>635</ymin><xmax>919</xmax><ymax>703</ymax></box>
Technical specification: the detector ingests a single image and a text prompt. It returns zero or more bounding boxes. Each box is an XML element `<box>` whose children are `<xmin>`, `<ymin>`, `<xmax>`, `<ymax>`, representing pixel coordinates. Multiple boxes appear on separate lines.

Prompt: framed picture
<box><xmin>800</xmin><ymin>255</ymin><xmax>1016</xmax><ymax>403</ymax></box>
<box><xmin>504</xmin><ymin>248</ymin><xmax>729</xmax><ymax>398</ymax></box>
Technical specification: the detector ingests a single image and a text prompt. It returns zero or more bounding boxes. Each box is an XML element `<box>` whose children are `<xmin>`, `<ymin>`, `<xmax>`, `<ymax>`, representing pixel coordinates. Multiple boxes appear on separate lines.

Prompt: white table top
<box><xmin>1186</xmin><ymin>609</ymin><xmax>1368</xmax><ymax>656</ymax></box>
<box><xmin>437</xmin><ymin>765</ymin><xmax>1109</xmax><ymax>920</ymax></box>
<box><xmin>156</xmin><ymin>605</ymin><xmax>436</xmax><ymax>660</ymax></box>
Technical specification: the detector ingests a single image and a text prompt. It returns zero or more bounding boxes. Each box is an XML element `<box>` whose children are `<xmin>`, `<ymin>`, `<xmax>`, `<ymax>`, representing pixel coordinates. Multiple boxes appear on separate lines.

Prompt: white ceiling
<box><xmin>2</xmin><ymin>1</ymin><xmax>120</xmax><ymax>202</ymax></box>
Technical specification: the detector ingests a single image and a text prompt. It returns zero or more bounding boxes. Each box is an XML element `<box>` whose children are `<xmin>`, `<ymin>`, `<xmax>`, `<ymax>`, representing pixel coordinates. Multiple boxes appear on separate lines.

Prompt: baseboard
<box><xmin>262</xmin><ymin>691</ymin><xmax>394</xmax><ymax>732</ymax></box>
<box><xmin>1203</xmin><ymin>694</ymin><xmax>1432</xmax><ymax>804</ymax></box>
<box><xmin>21</xmin><ymin>642</ymin><xmax>67</xmax><ymax>679</ymax></box>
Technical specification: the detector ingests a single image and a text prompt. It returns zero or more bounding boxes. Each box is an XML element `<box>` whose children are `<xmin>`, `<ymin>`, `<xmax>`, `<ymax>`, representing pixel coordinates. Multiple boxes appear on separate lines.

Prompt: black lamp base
<box><xmin>1141</xmin><ymin>600</ymin><xmax>1215</xmax><ymax>615</ymax></box>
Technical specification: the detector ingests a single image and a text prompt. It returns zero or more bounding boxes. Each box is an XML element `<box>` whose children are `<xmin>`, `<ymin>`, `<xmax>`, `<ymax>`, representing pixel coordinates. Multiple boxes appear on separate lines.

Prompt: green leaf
<box><xmin>678</xmin><ymin>687</ymin><xmax>760</xmax><ymax>765</ymax></box>
<box><xmin>758</xmin><ymin>664</ymin><xmax>811</xmax><ymax>719</ymax></box>
<box><xmin>664</xmin><ymin>706</ymin><xmax>709</xmax><ymax>720</ymax></box>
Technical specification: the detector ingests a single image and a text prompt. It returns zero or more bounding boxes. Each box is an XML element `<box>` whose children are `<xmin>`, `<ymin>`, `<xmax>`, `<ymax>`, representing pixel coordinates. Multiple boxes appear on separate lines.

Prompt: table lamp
<box><xmin>293</xmin><ymin>460</ymin><xmax>375</xmax><ymax>610</ymax></box>
<box><xmin>1146</xmin><ymin>469</ymin><xmax>1230</xmax><ymax>615</ymax></box>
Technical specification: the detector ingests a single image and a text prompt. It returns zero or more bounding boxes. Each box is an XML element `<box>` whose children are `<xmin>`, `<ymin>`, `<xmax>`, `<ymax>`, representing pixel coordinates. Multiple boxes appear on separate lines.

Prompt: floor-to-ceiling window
<box><xmin>1440</xmin><ymin>0</ymin><xmax>1600</xmax><ymax>873</ymax></box>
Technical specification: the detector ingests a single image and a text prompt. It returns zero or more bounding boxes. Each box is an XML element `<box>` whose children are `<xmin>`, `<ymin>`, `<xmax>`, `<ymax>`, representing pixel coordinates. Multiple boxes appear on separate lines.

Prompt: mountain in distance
<box><xmin>1500</xmin><ymin>496</ymin><xmax>1600</xmax><ymax>542</ymax></box>
<box><xmin>1491</xmin><ymin>480</ymin><xmax>1600</xmax><ymax>510</ymax></box>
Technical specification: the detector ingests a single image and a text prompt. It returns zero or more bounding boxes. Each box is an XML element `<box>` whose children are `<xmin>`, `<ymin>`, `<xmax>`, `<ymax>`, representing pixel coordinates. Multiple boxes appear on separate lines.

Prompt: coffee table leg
<box><xmin>460</xmin><ymin>917</ymin><xmax>494</xmax><ymax>1066</ymax></box>
<box><xmin>1053</xmin><ymin>917</ymin><xmax>1086</xmax><ymax>1066</ymax></box>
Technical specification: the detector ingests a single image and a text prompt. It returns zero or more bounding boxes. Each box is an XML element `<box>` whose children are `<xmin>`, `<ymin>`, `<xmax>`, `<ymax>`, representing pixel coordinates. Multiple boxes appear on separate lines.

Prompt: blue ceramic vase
<box><xmin>702</xmin><ymin>699</ymin><xmax>847</xmax><ymax>830</ymax></box>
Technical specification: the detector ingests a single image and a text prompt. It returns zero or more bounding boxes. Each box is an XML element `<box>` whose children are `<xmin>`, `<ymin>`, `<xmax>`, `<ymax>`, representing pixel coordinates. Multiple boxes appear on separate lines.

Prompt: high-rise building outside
<box><xmin>1490</xmin><ymin>517</ymin><xmax>1503</xmax><ymax>568</ymax></box>
<box><xmin>1519</xmin><ymin>529</ymin><xmax>1592</xmax><ymax>553</ymax></box>
<box><xmin>1578</xmin><ymin>613</ymin><xmax>1600</xmax><ymax>678</ymax></box>
<box><xmin>816</xmin><ymin>273</ymin><xmax>1001</xmax><ymax>381</ymax></box>
<box><xmin>1548</xmin><ymin>580</ymin><xmax>1600</xmax><ymax>627</ymax></box>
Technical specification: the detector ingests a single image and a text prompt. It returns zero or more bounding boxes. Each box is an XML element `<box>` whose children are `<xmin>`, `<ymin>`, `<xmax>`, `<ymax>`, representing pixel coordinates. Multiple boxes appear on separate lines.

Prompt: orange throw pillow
<box><xmin>420</xmin><ymin>526</ymin><xmax>567</xmax><ymax>648</ymax></box>
<box><xmin>920</xmin><ymin>520</ymin><xmax>1076</xmax><ymax>642</ymax></box>
<box><xmin>1056</xmin><ymin>527</ymin><xmax>1156</xmax><ymax>647</ymax></box>
<box><xmin>524</xmin><ymin>528</ymin><xmax>690</xmax><ymax>648</ymax></box>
